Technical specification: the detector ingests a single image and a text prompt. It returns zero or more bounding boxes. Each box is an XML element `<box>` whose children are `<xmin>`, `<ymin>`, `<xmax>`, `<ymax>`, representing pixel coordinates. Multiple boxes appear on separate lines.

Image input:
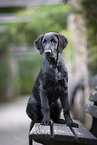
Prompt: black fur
<box><xmin>26</xmin><ymin>32</ymin><xmax>78</xmax><ymax>131</ymax></box>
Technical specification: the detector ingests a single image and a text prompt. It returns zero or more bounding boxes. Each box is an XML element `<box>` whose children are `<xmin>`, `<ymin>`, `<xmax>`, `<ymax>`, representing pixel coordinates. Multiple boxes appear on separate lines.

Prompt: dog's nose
<box><xmin>45</xmin><ymin>50</ymin><xmax>51</xmax><ymax>55</ymax></box>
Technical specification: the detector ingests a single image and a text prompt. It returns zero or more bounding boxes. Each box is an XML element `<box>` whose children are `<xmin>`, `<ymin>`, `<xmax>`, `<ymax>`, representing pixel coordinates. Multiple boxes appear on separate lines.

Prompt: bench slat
<box><xmin>89</xmin><ymin>92</ymin><xmax>97</xmax><ymax>102</ymax></box>
<box><xmin>85</xmin><ymin>104</ymin><xmax>97</xmax><ymax>118</ymax></box>
<box><xmin>71</xmin><ymin>120</ymin><xmax>97</xmax><ymax>145</ymax></box>
<box><xmin>29</xmin><ymin>123</ymin><xmax>50</xmax><ymax>140</ymax></box>
<box><xmin>53</xmin><ymin>123</ymin><xmax>75</xmax><ymax>142</ymax></box>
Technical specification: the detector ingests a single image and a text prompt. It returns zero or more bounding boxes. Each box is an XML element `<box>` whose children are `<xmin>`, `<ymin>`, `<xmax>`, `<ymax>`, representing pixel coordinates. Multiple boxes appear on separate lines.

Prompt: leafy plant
<box><xmin>19</xmin><ymin>54</ymin><xmax>42</xmax><ymax>94</ymax></box>
<box><xmin>81</xmin><ymin>0</ymin><xmax>97</xmax><ymax>75</ymax></box>
<box><xmin>9</xmin><ymin>4</ymin><xmax>72</xmax><ymax>46</ymax></box>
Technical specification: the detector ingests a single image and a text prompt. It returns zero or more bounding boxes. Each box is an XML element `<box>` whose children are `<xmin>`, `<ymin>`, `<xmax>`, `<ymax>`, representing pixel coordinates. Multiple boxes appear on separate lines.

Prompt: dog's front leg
<box><xmin>60</xmin><ymin>90</ymin><xmax>78</xmax><ymax>127</ymax></box>
<box><xmin>40</xmin><ymin>85</ymin><xmax>51</xmax><ymax>125</ymax></box>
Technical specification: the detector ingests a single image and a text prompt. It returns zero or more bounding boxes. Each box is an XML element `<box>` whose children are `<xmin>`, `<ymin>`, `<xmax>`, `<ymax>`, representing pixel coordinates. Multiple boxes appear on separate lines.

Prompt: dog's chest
<box><xmin>55</xmin><ymin>67</ymin><xmax>61</xmax><ymax>80</ymax></box>
<box><xmin>44</xmin><ymin>65</ymin><xmax>63</xmax><ymax>87</ymax></box>
<box><xmin>47</xmin><ymin>64</ymin><xmax>60</xmax><ymax>77</ymax></box>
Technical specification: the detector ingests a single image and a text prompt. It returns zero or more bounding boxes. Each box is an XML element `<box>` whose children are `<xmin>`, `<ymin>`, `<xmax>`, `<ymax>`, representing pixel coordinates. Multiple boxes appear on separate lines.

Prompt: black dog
<box><xmin>26</xmin><ymin>32</ymin><xmax>78</xmax><ymax>131</ymax></box>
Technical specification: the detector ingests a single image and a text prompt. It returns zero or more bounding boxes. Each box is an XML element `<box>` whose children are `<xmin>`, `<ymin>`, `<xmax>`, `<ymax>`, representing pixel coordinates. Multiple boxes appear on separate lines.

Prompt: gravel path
<box><xmin>0</xmin><ymin>97</ymin><xmax>41</xmax><ymax>145</ymax></box>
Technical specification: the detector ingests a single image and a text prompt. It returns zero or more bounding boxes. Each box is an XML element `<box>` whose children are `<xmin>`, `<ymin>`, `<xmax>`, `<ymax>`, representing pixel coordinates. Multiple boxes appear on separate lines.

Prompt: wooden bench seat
<box><xmin>29</xmin><ymin>120</ymin><xmax>97</xmax><ymax>145</ymax></box>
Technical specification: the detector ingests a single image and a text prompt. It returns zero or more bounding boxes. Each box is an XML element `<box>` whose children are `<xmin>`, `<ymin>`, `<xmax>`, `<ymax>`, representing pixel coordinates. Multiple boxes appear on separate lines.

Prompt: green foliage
<box><xmin>0</xmin><ymin>60</ymin><xmax>8</xmax><ymax>96</ymax></box>
<box><xmin>0</xmin><ymin>28</ymin><xmax>11</xmax><ymax>99</ymax></box>
<box><xmin>81</xmin><ymin>0</ymin><xmax>97</xmax><ymax>75</ymax></box>
<box><xmin>0</xmin><ymin>7</ymin><xmax>24</xmax><ymax>13</ymax></box>
<box><xmin>19</xmin><ymin>54</ymin><xmax>42</xmax><ymax>94</ymax></box>
<box><xmin>61</xmin><ymin>30</ymin><xmax>74</xmax><ymax>61</ymax></box>
<box><xmin>0</xmin><ymin>27</ymin><xmax>10</xmax><ymax>53</ymax></box>
<box><xmin>9</xmin><ymin>4</ymin><xmax>72</xmax><ymax>46</ymax></box>
<box><xmin>88</xmin><ymin>46</ymin><xmax>97</xmax><ymax>75</ymax></box>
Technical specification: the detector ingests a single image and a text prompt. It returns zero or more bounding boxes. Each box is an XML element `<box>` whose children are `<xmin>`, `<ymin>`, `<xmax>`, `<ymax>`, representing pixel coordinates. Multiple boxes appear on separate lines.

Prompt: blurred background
<box><xmin>0</xmin><ymin>0</ymin><xmax>97</xmax><ymax>145</ymax></box>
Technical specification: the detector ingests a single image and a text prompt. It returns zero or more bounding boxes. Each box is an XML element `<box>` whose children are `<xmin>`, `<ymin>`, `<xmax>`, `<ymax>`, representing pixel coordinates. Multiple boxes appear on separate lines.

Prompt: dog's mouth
<box><xmin>45</xmin><ymin>53</ymin><xmax>52</xmax><ymax>57</ymax></box>
<box><xmin>45</xmin><ymin>54</ymin><xmax>54</xmax><ymax>59</ymax></box>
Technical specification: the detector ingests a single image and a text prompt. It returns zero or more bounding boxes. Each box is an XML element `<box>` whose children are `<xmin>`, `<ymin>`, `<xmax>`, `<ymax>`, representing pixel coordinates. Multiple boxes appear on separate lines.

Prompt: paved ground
<box><xmin>0</xmin><ymin>97</ymin><xmax>41</xmax><ymax>145</ymax></box>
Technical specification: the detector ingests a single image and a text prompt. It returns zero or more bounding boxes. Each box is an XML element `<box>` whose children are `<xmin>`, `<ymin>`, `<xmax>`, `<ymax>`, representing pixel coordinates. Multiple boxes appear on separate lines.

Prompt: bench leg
<box><xmin>29</xmin><ymin>139</ymin><xmax>33</xmax><ymax>145</ymax></box>
<box><xmin>29</xmin><ymin>121</ymin><xmax>34</xmax><ymax>145</ymax></box>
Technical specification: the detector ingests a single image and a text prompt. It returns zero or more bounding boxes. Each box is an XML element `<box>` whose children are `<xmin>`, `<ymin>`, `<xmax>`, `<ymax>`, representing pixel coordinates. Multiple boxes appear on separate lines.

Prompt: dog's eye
<box><xmin>51</xmin><ymin>39</ymin><xmax>57</xmax><ymax>44</ymax></box>
<box><xmin>43</xmin><ymin>39</ymin><xmax>47</xmax><ymax>44</ymax></box>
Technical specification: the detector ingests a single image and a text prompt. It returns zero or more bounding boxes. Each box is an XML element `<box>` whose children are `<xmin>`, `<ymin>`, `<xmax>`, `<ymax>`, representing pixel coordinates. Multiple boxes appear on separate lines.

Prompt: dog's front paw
<box><xmin>67</xmin><ymin>121</ymin><xmax>78</xmax><ymax>128</ymax></box>
<box><xmin>41</xmin><ymin>118</ymin><xmax>51</xmax><ymax>125</ymax></box>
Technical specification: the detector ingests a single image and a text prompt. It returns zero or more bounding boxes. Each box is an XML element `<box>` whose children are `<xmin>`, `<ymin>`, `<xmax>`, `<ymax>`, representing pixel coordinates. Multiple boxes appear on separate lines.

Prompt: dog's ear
<box><xmin>34</xmin><ymin>35</ymin><xmax>44</xmax><ymax>55</ymax></box>
<box><xmin>57</xmin><ymin>34</ymin><xmax>68</xmax><ymax>53</ymax></box>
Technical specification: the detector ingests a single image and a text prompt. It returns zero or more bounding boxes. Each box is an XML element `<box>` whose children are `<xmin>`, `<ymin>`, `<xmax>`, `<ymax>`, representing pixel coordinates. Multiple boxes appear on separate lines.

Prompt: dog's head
<box><xmin>34</xmin><ymin>32</ymin><xmax>68</xmax><ymax>58</ymax></box>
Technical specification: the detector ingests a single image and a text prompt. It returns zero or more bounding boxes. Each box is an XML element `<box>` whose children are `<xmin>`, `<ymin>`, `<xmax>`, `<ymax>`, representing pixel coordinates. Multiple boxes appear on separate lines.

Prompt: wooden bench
<box><xmin>85</xmin><ymin>88</ymin><xmax>97</xmax><ymax>138</ymax></box>
<box><xmin>29</xmin><ymin>88</ymin><xmax>97</xmax><ymax>145</ymax></box>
